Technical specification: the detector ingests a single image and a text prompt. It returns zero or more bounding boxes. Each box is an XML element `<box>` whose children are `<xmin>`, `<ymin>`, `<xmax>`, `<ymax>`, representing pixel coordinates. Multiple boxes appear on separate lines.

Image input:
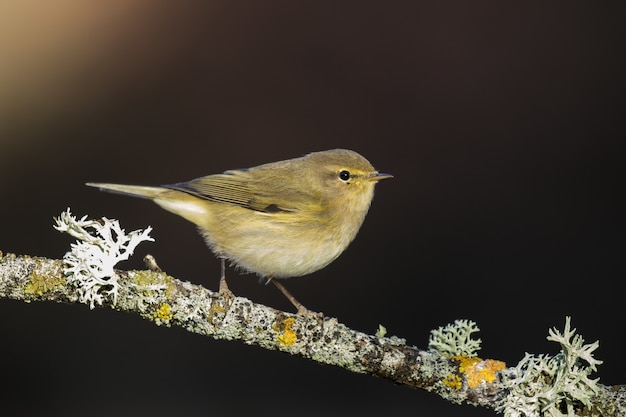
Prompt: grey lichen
<box><xmin>499</xmin><ymin>317</ymin><xmax>602</xmax><ymax>417</ymax></box>
<box><xmin>428</xmin><ymin>319</ymin><xmax>482</xmax><ymax>357</ymax></box>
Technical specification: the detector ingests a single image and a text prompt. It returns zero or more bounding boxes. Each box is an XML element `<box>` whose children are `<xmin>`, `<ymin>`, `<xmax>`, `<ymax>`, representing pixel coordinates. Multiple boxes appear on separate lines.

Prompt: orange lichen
<box><xmin>274</xmin><ymin>317</ymin><xmax>297</xmax><ymax>346</ymax></box>
<box><xmin>454</xmin><ymin>355</ymin><xmax>506</xmax><ymax>389</ymax></box>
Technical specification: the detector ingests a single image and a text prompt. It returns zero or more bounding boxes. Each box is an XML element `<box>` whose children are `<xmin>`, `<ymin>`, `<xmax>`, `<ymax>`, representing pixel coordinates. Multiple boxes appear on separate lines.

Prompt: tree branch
<box><xmin>1</xmin><ymin>251</ymin><xmax>624</xmax><ymax>416</ymax></box>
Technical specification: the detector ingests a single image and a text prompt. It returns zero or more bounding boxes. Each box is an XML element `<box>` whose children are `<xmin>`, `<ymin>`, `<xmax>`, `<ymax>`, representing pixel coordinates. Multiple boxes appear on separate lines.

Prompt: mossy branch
<box><xmin>1</xmin><ymin>251</ymin><xmax>625</xmax><ymax>416</ymax></box>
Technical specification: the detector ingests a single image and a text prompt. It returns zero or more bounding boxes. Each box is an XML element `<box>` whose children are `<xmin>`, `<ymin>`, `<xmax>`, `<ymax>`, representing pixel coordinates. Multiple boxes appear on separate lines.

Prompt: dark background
<box><xmin>1</xmin><ymin>2</ymin><xmax>624</xmax><ymax>416</ymax></box>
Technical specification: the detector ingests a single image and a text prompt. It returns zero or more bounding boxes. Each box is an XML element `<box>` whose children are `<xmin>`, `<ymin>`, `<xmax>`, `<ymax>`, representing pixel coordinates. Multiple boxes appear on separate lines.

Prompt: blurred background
<box><xmin>1</xmin><ymin>1</ymin><xmax>624</xmax><ymax>416</ymax></box>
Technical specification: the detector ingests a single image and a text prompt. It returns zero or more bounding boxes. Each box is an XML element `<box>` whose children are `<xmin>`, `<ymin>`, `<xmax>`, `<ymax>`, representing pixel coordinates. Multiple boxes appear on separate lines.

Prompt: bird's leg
<box><xmin>218</xmin><ymin>258</ymin><xmax>233</xmax><ymax>297</ymax></box>
<box><xmin>270</xmin><ymin>279</ymin><xmax>321</xmax><ymax>317</ymax></box>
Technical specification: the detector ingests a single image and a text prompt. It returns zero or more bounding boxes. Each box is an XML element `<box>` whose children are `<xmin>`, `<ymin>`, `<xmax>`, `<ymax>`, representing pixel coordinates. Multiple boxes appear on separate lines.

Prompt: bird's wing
<box><xmin>164</xmin><ymin>169</ymin><xmax>315</xmax><ymax>213</ymax></box>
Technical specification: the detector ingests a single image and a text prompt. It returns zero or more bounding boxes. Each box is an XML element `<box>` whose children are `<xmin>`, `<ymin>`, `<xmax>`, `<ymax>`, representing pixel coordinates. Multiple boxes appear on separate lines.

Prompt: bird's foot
<box><xmin>271</xmin><ymin>279</ymin><xmax>322</xmax><ymax>318</ymax></box>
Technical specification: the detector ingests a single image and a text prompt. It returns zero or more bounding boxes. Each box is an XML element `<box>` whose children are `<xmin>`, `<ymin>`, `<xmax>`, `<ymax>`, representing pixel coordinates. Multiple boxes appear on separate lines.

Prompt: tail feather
<box><xmin>85</xmin><ymin>183</ymin><xmax>167</xmax><ymax>200</ymax></box>
<box><xmin>86</xmin><ymin>182</ymin><xmax>211</xmax><ymax>225</ymax></box>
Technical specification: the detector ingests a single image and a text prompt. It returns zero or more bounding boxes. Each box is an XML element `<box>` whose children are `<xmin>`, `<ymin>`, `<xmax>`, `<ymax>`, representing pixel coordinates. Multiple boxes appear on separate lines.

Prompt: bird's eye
<box><xmin>339</xmin><ymin>170</ymin><xmax>351</xmax><ymax>181</ymax></box>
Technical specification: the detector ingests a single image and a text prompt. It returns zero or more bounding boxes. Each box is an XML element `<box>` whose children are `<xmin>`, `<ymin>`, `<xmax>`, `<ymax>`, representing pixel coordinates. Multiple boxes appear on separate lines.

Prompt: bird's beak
<box><xmin>369</xmin><ymin>172</ymin><xmax>394</xmax><ymax>181</ymax></box>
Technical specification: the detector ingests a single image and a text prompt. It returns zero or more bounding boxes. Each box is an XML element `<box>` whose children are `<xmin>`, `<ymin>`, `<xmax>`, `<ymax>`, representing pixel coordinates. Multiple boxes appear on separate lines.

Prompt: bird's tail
<box><xmin>85</xmin><ymin>183</ymin><xmax>168</xmax><ymax>200</ymax></box>
<box><xmin>86</xmin><ymin>182</ymin><xmax>211</xmax><ymax>226</ymax></box>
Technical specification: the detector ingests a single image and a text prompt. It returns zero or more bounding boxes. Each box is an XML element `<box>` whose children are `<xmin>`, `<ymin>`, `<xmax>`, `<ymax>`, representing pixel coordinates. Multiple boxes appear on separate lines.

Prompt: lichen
<box><xmin>54</xmin><ymin>208</ymin><xmax>153</xmax><ymax>309</ymax></box>
<box><xmin>207</xmin><ymin>301</ymin><xmax>227</xmax><ymax>326</ymax></box>
<box><xmin>132</xmin><ymin>270</ymin><xmax>175</xmax><ymax>298</ymax></box>
<box><xmin>375</xmin><ymin>324</ymin><xmax>387</xmax><ymax>338</ymax></box>
<box><xmin>274</xmin><ymin>317</ymin><xmax>297</xmax><ymax>346</ymax></box>
<box><xmin>428</xmin><ymin>319</ymin><xmax>482</xmax><ymax>357</ymax></box>
<box><xmin>499</xmin><ymin>317</ymin><xmax>602</xmax><ymax>417</ymax></box>
<box><xmin>428</xmin><ymin>320</ymin><xmax>504</xmax><ymax>391</ymax></box>
<box><xmin>454</xmin><ymin>356</ymin><xmax>506</xmax><ymax>389</ymax></box>
<box><xmin>443</xmin><ymin>373</ymin><xmax>463</xmax><ymax>390</ymax></box>
<box><xmin>153</xmin><ymin>303</ymin><xmax>173</xmax><ymax>325</ymax></box>
<box><xmin>24</xmin><ymin>270</ymin><xmax>66</xmax><ymax>296</ymax></box>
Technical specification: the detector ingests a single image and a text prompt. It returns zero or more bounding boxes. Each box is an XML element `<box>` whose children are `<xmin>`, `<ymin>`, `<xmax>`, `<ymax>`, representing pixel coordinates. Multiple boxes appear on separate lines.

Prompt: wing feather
<box><xmin>164</xmin><ymin>169</ymin><xmax>317</xmax><ymax>213</ymax></box>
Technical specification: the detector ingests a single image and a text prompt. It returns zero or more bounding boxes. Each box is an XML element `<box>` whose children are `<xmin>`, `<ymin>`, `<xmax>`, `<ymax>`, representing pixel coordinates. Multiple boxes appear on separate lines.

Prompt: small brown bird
<box><xmin>87</xmin><ymin>149</ymin><xmax>392</xmax><ymax>314</ymax></box>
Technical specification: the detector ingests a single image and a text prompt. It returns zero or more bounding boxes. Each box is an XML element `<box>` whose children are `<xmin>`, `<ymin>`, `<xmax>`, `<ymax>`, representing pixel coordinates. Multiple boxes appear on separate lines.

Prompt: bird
<box><xmin>87</xmin><ymin>149</ymin><xmax>392</xmax><ymax>314</ymax></box>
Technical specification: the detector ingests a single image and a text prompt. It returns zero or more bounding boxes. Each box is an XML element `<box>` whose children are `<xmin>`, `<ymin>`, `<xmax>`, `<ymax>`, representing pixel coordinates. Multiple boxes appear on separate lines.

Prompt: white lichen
<box><xmin>54</xmin><ymin>208</ymin><xmax>153</xmax><ymax>309</ymax></box>
<box><xmin>428</xmin><ymin>319</ymin><xmax>482</xmax><ymax>357</ymax></box>
<box><xmin>500</xmin><ymin>317</ymin><xmax>602</xmax><ymax>417</ymax></box>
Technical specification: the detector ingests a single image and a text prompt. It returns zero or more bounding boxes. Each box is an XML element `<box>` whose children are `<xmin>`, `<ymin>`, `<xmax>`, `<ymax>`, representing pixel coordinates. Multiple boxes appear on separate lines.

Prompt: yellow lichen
<box><xmin>24</xmin><ymin>271</ymin><xmax>66</xmax><ymax>296</ymax></box>
<box><xmin>208</xmin><ymin>301</ymin><xmax>226</xmax><ymax>326</ymax></box>
<box><xmin>454</xmin><ymin>355</ymin><xmax>506</xmax><ymax>389</ymax></box>
<box><xmin>153</xmin><ymin>303</ymin><xmax>173</xmax><ymax>324</ymax></box>
<box><xmin>443</xmin><ymin>374</ymin><xmax>463</xmax><ymax>390</ymax></box>
<box><xmin>274</xmin><ymin>317</ymin><xmax>297</xmax><ymax>346</ymax></box>
<box><xmin>132</xmin><ymin>270</ymin><xmax>175</xmax><ymax>298</ymax></box>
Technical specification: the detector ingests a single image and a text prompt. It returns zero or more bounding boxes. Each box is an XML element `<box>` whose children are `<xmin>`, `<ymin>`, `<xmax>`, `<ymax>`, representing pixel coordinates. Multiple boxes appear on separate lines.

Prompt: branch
<box><xmin>1</xmin><ymin>251</ymin><xmax>625</xmax><ymax>416</ymax></box>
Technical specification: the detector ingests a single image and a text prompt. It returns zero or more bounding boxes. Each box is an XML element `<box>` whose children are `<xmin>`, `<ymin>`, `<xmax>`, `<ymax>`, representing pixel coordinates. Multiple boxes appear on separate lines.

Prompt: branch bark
<box><xmin>1</xmin><ymin>251</ymin><xmax>624</xmax><ymax>416</ymax></box>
